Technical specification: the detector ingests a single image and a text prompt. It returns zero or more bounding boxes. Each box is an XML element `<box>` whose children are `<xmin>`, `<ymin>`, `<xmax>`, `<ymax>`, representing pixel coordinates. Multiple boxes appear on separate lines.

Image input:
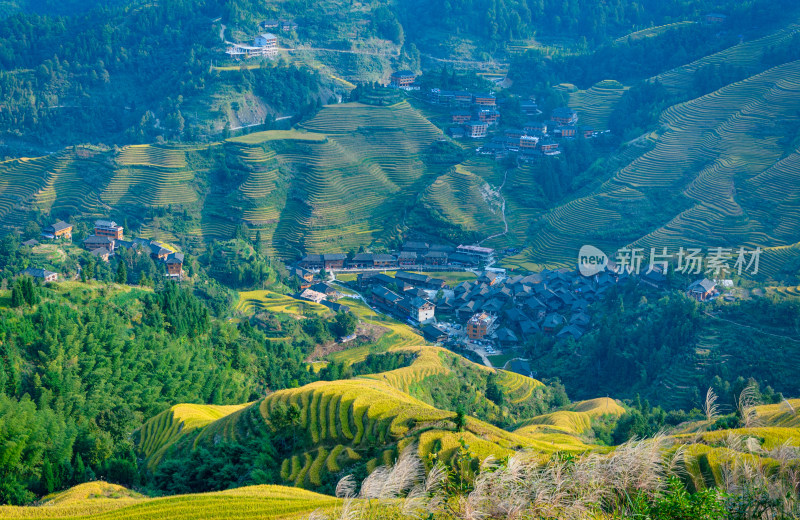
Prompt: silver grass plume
<box><xmin>703</xmin><ymin>387</ymin><xmax>720</xmax><ymax>423</ymax></box>
<box><xmin>737</xmin><ymin>383</ymin><xmax>761</xmax><ymax>428</ymax></box>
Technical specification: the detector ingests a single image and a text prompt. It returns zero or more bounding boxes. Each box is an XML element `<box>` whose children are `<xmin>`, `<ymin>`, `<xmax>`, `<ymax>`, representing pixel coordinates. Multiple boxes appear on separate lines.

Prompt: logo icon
<box><xmin>578</xmin><ymin>245</ymin><xmax>608</xmax><ymax>276</ymax></box>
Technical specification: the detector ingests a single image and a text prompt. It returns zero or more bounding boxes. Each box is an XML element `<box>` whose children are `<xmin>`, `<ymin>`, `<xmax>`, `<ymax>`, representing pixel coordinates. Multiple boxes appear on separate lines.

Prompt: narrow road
<box><xmin>702</xmin><ymin>311</ymin><xmax>800</xmax><ymax>343</ymax></box>
<box><xmin>283</xmin><ymin>46</ymin><xmax>399</xmax><ymax>58</ymax></box>
<box><xmin>421</xmin><ymin>53</ymin><xmax>509</xmax><ymax>69</ymax></box>
<box><xmin>479</xmin><ymin>169</ymin><xmax>509</xmax><ymax>245</ymax></box>
<box><xmin>229</xmin><ymin>115</ymin><xmax>293</xmax><ymax>131</ymax></box>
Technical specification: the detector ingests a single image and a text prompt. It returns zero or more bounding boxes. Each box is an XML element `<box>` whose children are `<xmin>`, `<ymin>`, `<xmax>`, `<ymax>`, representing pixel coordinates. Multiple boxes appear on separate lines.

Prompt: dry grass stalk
<box><xmin>704</xmin><ymin>387</ymin><xmax>720</xmax><ymax>423</ymax></box>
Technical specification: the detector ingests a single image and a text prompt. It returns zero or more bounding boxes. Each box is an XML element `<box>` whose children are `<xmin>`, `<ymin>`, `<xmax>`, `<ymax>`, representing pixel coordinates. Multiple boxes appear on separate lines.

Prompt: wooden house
<box><xmin>84</xmin><ymin>235</ymin><xmax>116</xmax><ymax>251</ymax></box>
<box><xmin>21</xmin><ymin>268</ymin><xmax>58</xmax><ymax>282</ymax></box>
<box><xmin>322</xmin><ymin>253</ymin><xmax>346</xmax><ymax>270</ymax></box>
<box><xmin>165</xmin><ymin>253</ymin><xmax>184</xmax><ymax>278</ymax></box>
<box><xmin>473</xmin><ymin>93</ymin><xmax>496</xmax><ymax>106</ymax></box>
<box><xmin>390</xmin><ymin>70</ymin><xmax>416</xmax><ymax>88</ymax></box>
<box><xmin>397</xmin><ymin>251</ymin><xmax>418</xmax><ymax>267</ymax></box>
<box><xmin>550</xmin><ymin>107</ymin><xmax>578</xmax><ymax>125</ymax></box>
<box><xmin>687</xmin><ymin>278</ymin><xmax>717</xmax><ymax>301</ymax></box>
<box><xmin>451</xmin><ymin>110</ymin><xmax>471</xmax><ymax>124</ymax></box>
<box><xmin>42</xmin><ymin>221</ymin><xmax>73</xmax><ymax>240</ymax></box>
<box><xmin>94</xmin><ymin>220</ymin><xmax>124</xmax><ymax>239</ymax></box>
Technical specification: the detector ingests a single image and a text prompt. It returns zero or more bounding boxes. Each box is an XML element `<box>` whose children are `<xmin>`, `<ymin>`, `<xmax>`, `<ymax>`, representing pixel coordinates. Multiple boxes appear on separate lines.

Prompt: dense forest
<box><xmin>0</xmin><ymin>279</ymin><xmax>330</xmax><ymax>504</ymax></box>
<box><xmin>526</xmin><ymin>281</ymin><xmax>800</xmax><ymax>411</ymax></box>
<box><xmin>0</xmin><ymin>0</ymin><xmax>323</xmax><ymax>147</ymax></box>
<box><xmin>1</xmin><ymin>0</ymin><xmax>795</xmax><ymax>150</ymax></box>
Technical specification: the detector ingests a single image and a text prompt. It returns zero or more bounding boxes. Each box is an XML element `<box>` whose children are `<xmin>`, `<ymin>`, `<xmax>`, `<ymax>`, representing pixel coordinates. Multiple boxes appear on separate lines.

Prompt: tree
<box><xmin>330</xmin><ymin>311</ymin><xmax>358</xmax><ymax>338</ymax></box>
<box><xmin>10</xmin><ymin>284</ymin><xmax>23</xmax><ymax>308</ymax></box>
<box><xmin>254</xmin><ymin>230</ymin><xmax>262</xmax><ymax>254</ymax></box>
<box><xmin>454</xmin><ymin>406</ymin><xmax>466</xmax><ymax>431</ymax></box>
<box><xmin>115</xmin><ymin>261</ymin><xmax>127</xmax><ymax>284</ymax></box>
<box><xmin>40</xmin><ymin>460</ymin><xmax>56</xmax><ymax>494</ymax></box>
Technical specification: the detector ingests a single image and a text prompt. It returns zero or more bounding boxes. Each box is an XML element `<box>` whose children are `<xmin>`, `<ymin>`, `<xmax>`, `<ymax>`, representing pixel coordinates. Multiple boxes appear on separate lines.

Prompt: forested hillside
<box><xmin>0</xmin><ymin>0</ymin><xmax>323</xmax><ymax>148</ymax></box>
<box><xmin>0</xmin><ymin>280</ymin><xmax>328</xmax><ymax>504</ymax></box>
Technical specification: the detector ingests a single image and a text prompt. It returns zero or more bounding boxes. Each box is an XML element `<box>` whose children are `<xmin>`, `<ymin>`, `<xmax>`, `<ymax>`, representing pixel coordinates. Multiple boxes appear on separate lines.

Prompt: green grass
<box><xmin>486</xmin><ymin>352</ymin><xmax>516</xmax><ymax>369</ymax></box>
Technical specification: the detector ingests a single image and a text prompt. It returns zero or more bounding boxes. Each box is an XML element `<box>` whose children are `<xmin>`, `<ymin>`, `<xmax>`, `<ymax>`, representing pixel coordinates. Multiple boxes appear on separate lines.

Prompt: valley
<box><xmin>0</xmin><ymin>0</ymin><xmax>799</xmax><ymax>518</ymax></box>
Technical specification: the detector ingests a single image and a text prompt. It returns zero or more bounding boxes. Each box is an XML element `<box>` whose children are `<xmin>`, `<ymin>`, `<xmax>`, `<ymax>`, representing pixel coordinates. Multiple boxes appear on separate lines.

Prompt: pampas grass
<box><xmin>309</xmin><ymin>432</ymin><xmax>800</xmax><ymax>520</ymax></box>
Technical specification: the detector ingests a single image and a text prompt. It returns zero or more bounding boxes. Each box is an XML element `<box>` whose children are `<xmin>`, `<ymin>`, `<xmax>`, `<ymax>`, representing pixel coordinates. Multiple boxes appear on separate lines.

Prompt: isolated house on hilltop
<box><xmin>165</xmin><ymin>252</ymin><xmax>184</xmax><ymax>278</ymax></box>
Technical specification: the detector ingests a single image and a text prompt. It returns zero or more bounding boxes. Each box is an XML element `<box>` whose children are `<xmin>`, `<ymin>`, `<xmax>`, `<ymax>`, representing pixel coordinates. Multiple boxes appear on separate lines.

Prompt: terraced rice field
<box><xmin>134</xmin><ymin>334</ymin><xmax>572</xmax><ymax>490</ymax></box>
<box><xmin>136</xmin><ymin>403</ymin><xmax>249</xmax><ymax>468</ymax></box>
<box><xmin>566</xmin><ymin>397</ymin><xmax>626</xmax><ymax>417</ymax></box>
<box><xmin>508</xmin><ymin>58</ymin><xmax>800</xmax><ymax>277</ymax></box>
<box><xmin>103</xmin><ymin>145</ymin><xmax>198</xmax><ymax>207</ymax></box>
<box><xmin>567</xmin><ymin>80</ymin><xmax>628</xmax><ymax>130</ymax></box>
<box><xmin>496</xmin><ymin>369</ymin><xmax>544</xmax><ymax>404</ymax></box>
<box><xmin>653</xmin><ymin>18</ymin><xmax>800</xmax><ymax>93</ymax></box>
<box><xmin>0</xmin><ymin>155</ymin><xmax>70</xmax><ymax>227</ymax></box>
<box><xmin>146</xmin><ymin>374</ymin><xmax>582</xmax><ymax>490</ymax></box>
<box><xmin>513</xmin><ymin>398</ymin><xmax>625</xmax><ymax>438</ymax></box>
<box><xmin>614</xmin><ymin>21</ymin><xmax>696</xmax><ymax>43</ymax></box>
<box><xmin>227</xmin><ymin>129</ymin><xmax>327</xmax><ymax>145</ymax></box>
<box><xmin>416</xmin><ymin>165</ymin><xmax>504</xmax><ymax>234</ymax></box>
<box><xmin>252</xmin><ymin>102</ymin><xmax>444</xmax><ymax>254</ymax></box>
<box><xmin>0</xmin><ymin>482</ymin><xmax>341</xmax><ymax>520</ymax></box>
<box><xmin>237</xmin><ymin>290</ymin><xmax>331</xmax><ymax>317</ymax></box>
<box><xmin>514</xmin><ymin>410</ymin><xmax>594</xmax><ymax>436</ymax></box>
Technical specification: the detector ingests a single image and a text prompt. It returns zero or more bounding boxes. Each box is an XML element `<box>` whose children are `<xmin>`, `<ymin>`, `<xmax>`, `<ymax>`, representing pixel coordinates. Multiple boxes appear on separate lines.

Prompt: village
<box><xmin>387</xmin><ymin>70</ymin><xmax>604</xmax><ymax>162</ymax></box>
<box><xmin>18</xmin><ymin>219</ymin><xmax>185</xmax><ymax>284</ymax></box>
<box><xmin>288</xmin><ymin>241</ymin><xmax>723</xmax><ymax>372</ymax></box>
<box><xmin>17</xmin><ymin>213</ymin><xmax>725</xmax><ymax>373</ymax></box>
<box><xmin>19</xmin><ymin>218</ymin><xmax>723</xmax><ymax>373</ymax></box>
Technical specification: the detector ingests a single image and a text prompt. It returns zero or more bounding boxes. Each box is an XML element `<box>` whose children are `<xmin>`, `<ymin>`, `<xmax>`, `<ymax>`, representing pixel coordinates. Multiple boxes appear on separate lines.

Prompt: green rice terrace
<box><xmin>504</xmin><ymin>57</ymin><xmax>800</xmax><ymax>276</ymax></box>
<box><xmin>2</xmin><ymin>18</ymin><xmax>800</xmax><ymax>279</ymax></box>
<box><xmin>0</xmin><ymin>101</ymin><xmax>511</xmax><ymax>259</ymax></box>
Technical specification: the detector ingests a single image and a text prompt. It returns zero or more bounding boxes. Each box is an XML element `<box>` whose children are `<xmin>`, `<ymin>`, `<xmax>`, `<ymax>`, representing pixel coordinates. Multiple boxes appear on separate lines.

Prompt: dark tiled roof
<box><xmin>22</xmin><ymin>267</ymin><xmax>56</xmax><ymax>278</ymax></box>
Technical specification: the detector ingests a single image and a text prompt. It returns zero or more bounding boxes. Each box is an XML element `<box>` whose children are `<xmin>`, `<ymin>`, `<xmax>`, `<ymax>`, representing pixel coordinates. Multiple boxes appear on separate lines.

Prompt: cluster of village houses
<box><xmin>297</xmin><ymin>242</ymin><xmax>493</xmax><ymax>272</ymax></box>
<box><xmin>387</xmin><ymin>70</ymin><xmax>601</xmax><ymax>160</ymax></box>
<box><xmin>19</xmin><ymin>219</ymin><xmax>184</xmax><ymax>282</ymax></box>
<box><xmin>290</xmin><ymin>240</ymin><xmax>722</xmax><ymax>350</ymax></box>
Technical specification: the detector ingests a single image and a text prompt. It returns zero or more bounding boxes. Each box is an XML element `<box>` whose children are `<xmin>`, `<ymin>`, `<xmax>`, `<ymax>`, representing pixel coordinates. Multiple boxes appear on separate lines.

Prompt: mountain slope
<box><xmin>137</xmin><ymin>345</ymin><xmax>586</xmax><ymax>492</ymax></box>
<box><xmin>506</xmin><ymin>58</ymin><xmax>800</xmax><ymax>276</ymax></box>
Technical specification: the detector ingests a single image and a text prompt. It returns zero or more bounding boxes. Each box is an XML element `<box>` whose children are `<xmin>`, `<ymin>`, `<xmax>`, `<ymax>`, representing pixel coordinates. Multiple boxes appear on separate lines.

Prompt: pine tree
<box><xmin>11</xmin><ymin>284</ymin><xmax>24</xmax><ymax>307</ymax></box>
<box><xmin>74</xmin><ymin>455</ymin><xmax>86</xmax><ymax>485</ymax></box>
<box><xmin>116</xmin><ymin>261</ymin><xmax>127</xmax><ymax>284</ymax></box>
<box><xmin>41</xmin><ymin>459</ymin><xmax>56</xmax><ymax>494</ymax></box>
